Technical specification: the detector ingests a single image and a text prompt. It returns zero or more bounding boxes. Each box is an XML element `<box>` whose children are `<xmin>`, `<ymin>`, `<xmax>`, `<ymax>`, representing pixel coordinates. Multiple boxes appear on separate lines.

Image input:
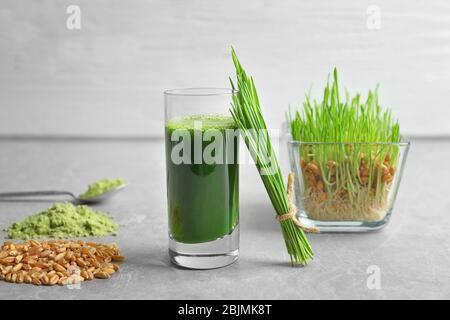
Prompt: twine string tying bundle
<box><xmin>276</xmin><ymin>173</ymin><xmax>320</xmax><ymax>233</ymax></box>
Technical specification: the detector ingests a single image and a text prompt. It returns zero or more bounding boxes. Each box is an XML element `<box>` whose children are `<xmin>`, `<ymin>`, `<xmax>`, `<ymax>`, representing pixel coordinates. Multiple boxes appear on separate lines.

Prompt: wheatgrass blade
<box><xmin>230</xmin><ymin>48</ymin><xmax>314</xmax><ymax>266</ymax></box>
<box><xmin>288</xmin><ymin>68</ymin><xmax>401</xmax><ymax>221</ymax></box>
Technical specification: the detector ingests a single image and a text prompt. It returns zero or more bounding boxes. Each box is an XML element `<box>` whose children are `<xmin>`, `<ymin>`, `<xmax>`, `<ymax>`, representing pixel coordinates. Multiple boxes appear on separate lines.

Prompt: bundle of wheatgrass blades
<box><xmin>229</xmin><ymin>48</ymin><xmax>315</xmax><ymax>266</ymax></box>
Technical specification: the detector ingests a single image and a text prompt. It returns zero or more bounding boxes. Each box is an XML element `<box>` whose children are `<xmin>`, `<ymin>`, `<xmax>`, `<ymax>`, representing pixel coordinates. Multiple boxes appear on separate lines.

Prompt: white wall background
<box><xmin>0</xmin><ymin>0</ymin><xmax>449</xmax><ymax>137</ymax></box>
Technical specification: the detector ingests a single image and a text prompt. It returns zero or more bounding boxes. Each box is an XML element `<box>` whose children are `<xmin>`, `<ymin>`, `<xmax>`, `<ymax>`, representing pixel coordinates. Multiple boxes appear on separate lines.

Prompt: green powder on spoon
<box><xmin>6</xmin><ymin>203</ymin><xmax>118</xmax><ymax>239</ymax></box>
<box><xmin>79</xmin><ymin>178</ymin><xmax>126</xmax><ymax>200</ymax></box>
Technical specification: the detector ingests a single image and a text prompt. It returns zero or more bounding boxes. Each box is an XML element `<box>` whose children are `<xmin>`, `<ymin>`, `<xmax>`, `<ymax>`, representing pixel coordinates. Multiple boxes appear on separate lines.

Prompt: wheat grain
<box><xmin>0</xmin><ymin>240</ymin><xmax>124</xmax><ymax>286</ymax></box>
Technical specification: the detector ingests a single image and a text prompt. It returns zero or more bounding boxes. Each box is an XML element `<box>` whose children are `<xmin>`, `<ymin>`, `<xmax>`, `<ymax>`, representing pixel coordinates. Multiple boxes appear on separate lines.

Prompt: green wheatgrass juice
<box><xmin>165</xmin><ymin>115</ymin><xmax>239</xmax><ymax>244</ymax></box>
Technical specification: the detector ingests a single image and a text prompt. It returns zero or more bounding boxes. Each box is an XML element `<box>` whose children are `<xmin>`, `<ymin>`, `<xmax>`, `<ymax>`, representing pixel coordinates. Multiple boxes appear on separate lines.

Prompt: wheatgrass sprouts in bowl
<box><xmin>287</xmin><ymin>69</ymin><xmax>409</xmax><ymax>229</ymax></box>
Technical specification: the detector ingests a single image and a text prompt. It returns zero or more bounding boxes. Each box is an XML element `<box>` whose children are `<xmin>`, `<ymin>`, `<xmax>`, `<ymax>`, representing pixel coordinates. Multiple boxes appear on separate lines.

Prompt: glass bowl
<box><xmin>287</xmin><ymin>138</ymin><xmax>410</xmax><ymax>232</ymax></box>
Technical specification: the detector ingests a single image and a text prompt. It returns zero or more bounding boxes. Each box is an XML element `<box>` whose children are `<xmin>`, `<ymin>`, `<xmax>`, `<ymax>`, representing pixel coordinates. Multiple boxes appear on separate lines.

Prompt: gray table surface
<box><xmin>0</xmin><ymin>138</ymin><xmax>448</xmax><ymax>300</ymax></box>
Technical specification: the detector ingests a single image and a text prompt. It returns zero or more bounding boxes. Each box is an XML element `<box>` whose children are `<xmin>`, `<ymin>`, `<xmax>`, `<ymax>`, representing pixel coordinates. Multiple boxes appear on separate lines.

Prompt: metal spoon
<box><xmin>0</xmin><ymin>183</ymin><xmax>128</xmax><ymax>204</ymax></box>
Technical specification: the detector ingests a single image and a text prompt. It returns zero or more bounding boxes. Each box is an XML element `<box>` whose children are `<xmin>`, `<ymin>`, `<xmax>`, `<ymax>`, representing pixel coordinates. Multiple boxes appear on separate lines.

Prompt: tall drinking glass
<box><xmin>164</xmin><ymin>88</ymin><xmax>239</xmax><ymax>269</ymax></box>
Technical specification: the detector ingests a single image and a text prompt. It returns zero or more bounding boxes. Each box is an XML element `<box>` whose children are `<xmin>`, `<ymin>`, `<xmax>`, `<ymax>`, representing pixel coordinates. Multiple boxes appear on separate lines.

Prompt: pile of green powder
<box><xmin>6</xmin><ymin>203</ymin><xmax>118</xmax><ymax>239</ymax></box>
<box><xmin>79</xmin><ymin>178</ymin><xmax>126</xmax><ymax>200</ymax></box>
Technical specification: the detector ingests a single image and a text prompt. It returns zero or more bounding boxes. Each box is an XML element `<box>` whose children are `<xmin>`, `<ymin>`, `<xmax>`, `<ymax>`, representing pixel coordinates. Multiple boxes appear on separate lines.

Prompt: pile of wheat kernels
<box><xmin>0</xmin><ymin>240</ymin><xmax>124</xmax><ymax>286</ymax></box>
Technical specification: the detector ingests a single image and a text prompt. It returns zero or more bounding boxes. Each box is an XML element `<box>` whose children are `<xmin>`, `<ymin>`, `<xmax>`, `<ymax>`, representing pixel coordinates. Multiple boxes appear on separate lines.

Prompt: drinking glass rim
<box><xmin>164</xmin><ymin>87</ymin><xmax>237</xmax><ymax>96</ymax></box>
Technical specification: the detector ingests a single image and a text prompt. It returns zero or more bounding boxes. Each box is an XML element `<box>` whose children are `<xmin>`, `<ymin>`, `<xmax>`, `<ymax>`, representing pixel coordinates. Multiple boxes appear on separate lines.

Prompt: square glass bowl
<box><xmin>287</xmin><ymin>137</ymin><xmax>410</xmax><ymax>232</ymax></box>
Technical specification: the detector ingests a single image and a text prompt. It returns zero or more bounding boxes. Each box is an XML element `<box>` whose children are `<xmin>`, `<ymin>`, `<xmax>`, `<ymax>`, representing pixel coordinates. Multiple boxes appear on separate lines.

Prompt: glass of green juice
<box><xmin>164</xmin><ymin>88</ymin><xmax>239</xmax><ymax>269</ymax></box>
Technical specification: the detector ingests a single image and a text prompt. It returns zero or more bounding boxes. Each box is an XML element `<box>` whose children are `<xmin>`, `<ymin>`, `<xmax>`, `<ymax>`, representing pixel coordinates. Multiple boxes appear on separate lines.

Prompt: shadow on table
<box><xmin>123</xmin><ymin>247</ymin><xmax>171</xmax><ymax>271</ymax></box>
<box><xmin>242</xmin><ymin>256</ymin><xmax>301</xmax><ymax>269</ymax></box>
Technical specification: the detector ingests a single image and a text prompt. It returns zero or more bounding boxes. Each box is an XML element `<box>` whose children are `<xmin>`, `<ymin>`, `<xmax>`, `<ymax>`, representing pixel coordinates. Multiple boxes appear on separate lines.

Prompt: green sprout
<box><xmin>230</xmin><ymin>48</ymin><xmax>313</xmax><ymax>266</ymax></box>
<box><xmin>288</xmin><ymin>69</ymin><xmax>401</xmax><ymax>221</ymax></box>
